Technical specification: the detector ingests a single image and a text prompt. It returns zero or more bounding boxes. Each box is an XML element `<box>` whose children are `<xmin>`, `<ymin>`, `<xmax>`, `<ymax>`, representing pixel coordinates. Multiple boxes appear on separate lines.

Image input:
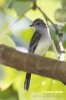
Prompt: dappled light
<box><xmin>0</xmin><ymin>0</ymin><xmax>66</xmax><ymax>100</ymax></box>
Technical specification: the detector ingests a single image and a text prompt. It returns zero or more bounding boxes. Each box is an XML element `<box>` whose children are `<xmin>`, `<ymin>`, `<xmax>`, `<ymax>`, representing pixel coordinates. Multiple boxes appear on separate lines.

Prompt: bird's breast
<box><xmin>34</xmin><ymin>34</ymin><xmax>51</xmax><ymax>56</ymax></box>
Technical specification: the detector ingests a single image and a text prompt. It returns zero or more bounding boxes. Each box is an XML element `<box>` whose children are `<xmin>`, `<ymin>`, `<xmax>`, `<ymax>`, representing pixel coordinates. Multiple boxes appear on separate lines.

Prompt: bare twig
<box><xmin>0</xmin><ymin>44</ymin><xmax>66</xmax><ymax>84</ymax></box>
<box><xmin>32</xmin><ymin>1</ymin><xmax>65</xmax><ymax>61</ymax></box>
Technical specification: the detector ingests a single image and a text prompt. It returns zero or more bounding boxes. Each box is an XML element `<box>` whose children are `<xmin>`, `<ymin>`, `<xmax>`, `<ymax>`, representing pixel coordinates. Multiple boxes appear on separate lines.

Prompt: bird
<box><xmin>24</xmin><ymin>18</ymin><xmax>51</xmax><ymax>91</ymax></box>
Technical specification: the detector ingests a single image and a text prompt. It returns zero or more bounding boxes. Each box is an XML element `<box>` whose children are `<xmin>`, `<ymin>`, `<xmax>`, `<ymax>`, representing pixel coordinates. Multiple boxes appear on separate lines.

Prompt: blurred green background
<box><xmin>0</xmin><ymin>0</ymin><xmax>66</xmax><ymax>100</ymax></box>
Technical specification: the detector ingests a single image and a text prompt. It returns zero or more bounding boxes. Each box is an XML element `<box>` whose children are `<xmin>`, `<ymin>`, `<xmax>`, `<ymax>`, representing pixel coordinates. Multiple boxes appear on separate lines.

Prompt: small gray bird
<box><xmin>24</xmin><ymin>18</ymin><xmax>51</xmax><ymax>91</ymax></box>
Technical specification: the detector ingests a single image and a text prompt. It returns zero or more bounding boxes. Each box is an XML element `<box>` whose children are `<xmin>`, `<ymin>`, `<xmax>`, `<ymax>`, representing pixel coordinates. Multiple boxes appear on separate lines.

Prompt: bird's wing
<box><xmin>29</xmin><ymin>31</ymin><xmax>41</xmax><ymax>53</ymax></box>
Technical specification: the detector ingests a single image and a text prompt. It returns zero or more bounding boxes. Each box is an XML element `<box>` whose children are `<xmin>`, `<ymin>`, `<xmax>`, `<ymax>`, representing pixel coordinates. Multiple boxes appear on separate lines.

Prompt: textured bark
<box><xmin>0</xmin><ymin>44</ymin><xmax>66</xmax><ymax>84</ymax></box>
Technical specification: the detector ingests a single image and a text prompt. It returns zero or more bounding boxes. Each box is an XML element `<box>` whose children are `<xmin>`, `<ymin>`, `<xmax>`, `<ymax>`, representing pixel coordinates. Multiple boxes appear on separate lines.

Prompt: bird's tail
<box><xmin>24</xmin><ymin>73</ymin><xmax>31</xmax><ymax>91</ymax></box>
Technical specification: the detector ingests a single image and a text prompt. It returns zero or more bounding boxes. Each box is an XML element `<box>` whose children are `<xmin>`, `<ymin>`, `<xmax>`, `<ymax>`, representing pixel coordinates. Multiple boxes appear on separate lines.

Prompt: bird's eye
<box><xmin>37</xmin><ymin>22</ymin><xmax>40</xmax><ymax>25</ymax></box>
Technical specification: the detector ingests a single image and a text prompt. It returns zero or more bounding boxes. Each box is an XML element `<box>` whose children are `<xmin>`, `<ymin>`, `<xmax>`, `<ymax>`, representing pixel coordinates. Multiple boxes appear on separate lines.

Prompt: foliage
<box><xmin>0</xmin><ymin>87</ymin><xmax>18</xmax><ymax>100</ymax></box>
<box><xmin>0</xmin><ymin>34</ymin><xmax>18</xmax><ymax>92</ymax></box>
<box><xmin>55</xmin><ymin>0</ymin><xmax>66</xmax><ymax>22</ymax></box>
<box><xmin>0</xmin><ymin>0</ymin><xmax>66</xmax><ymax>100</ymax></box>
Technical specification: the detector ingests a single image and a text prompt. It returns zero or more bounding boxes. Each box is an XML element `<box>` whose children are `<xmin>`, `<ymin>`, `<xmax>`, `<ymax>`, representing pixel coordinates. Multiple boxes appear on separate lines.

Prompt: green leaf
<box><xmin>13</xmin><ymin>71</ymin><xmax>66</xmax><ymax>100</ymax></box>
<box><xmin>16</xmin><ymin>0</ymin><xmax>33</xmax><ymax>1</ymax></box>
<box><xmin>0</xmin><ymin>34</ymin><xmax>15</xmax><ymax>47</ymax></box>
<box><xmin>0</xmin><ymin>87</ymin><xmax>18</xmax><ymax>100</ymax></box>
<box><xmin>5</xmin><ymin>8</ymin><xmax>18</xmax><ymax>18</ymax></box>
<box><xmin>60</xmin><ymin>24</ymin><xmax>66</xmax><ymax>33</ymax></box>
<box><xmin>13</xmin><ymin>1</ymin><xmax>31</xmax><ymax>16</ymax></box>
<box><xmin>55</xmin><ymin>9</ymin><xmax>66</xmax><ymax>22</ymax></box>
<box><xmin>45</xmin><ymin>51</ymin><xmax>57</xmax><ymax>59</ymax></box>
<box><xmin>0</xmin><ymin>34</ymin><xmax>18</xmax><ymax>91</ymax></box>
<box><xmin>61</xmin><ymin>0</ymin><xmax>66</xmax><ymax>10</ymax></box>
<box><xmin>0</xmin><ymin>0</ymin><xmax>7</xmax><ymax>8</ymax></box>
<box><xmin>26</xmin><ymin>0</ymin><xmax>61</xmax><ymax>23</ymax></box>
<box><xmin>18</xmin><ymin>27</ymin><xmax>34</xmax><ymax>43</ymax></box>
<box><xmin>0</xmin><ymin>8</ymin><xmax>18</xmax><ymax>36</ymax></box>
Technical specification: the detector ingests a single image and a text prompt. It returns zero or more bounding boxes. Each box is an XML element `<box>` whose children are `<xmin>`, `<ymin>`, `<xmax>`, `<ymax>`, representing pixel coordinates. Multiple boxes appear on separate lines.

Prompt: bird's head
<box><xmin>30</xmin><ymin>18</ymin><xmax>47</xmax><ymax>31</ymax></box>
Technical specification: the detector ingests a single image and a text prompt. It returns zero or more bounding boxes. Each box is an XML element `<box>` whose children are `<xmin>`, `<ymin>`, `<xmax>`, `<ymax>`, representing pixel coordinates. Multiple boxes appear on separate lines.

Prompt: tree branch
<box><xmin>0</xmin><ymin>45</ymin><xmax>66</xmax><ymax>84</ymax></box>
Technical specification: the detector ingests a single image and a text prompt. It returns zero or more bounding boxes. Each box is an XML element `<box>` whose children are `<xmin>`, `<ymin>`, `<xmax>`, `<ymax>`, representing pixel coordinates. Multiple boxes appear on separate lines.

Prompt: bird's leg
<box><xmin>24</xmin><ymin>73</ymin><xmax>31</xmax><ymax>91</ymax></box>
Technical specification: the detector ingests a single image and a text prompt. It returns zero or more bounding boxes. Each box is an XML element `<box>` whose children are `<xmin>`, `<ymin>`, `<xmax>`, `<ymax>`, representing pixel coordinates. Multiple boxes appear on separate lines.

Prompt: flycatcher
<box><xmin>24</xmin><ymin>18</ymin><xmax>51</xmax><ymax>91</ymax></box>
